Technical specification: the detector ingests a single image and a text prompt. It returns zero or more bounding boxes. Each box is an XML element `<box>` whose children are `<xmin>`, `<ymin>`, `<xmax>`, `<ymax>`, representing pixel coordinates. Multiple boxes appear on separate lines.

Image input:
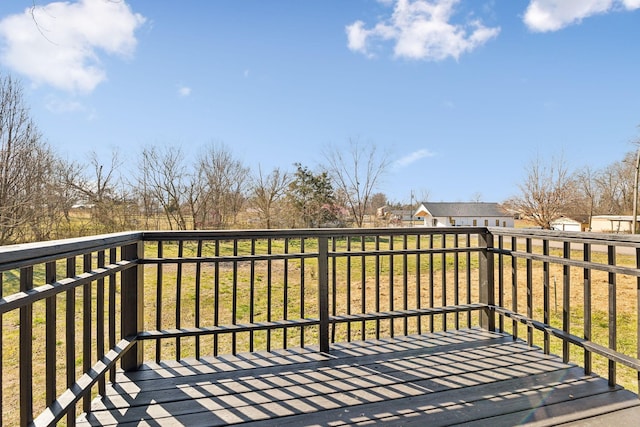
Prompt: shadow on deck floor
<box><xmin>78</xmin><ymin>328</ymin><xmax>640</xmax><ymax>426</ymax></box>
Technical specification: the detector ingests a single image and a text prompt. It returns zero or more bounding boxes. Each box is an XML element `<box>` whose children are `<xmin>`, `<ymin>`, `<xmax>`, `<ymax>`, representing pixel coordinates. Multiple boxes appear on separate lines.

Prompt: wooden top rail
<box><xmin>139</xmin><ymin>226</ymin><xmax>486</xmax><ymax>241</ymax></box>
<box><xmin>0</xmin><ymin>232</ymin><xmax>141</xmax><ymax>271</ymax></box>
<box><xmin>0</xmin><ymin>226</ymin><xmax>487</xmax><ymax>273</ymax></box>
<box><xmin>489</xmin><ymin>226</ymin><xmax>640</xmax><ymax>247</ymax></box>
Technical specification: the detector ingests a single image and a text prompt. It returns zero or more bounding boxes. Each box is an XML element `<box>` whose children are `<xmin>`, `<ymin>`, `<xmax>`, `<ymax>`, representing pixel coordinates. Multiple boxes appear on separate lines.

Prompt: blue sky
<box><xmin>0</xmin><ymin>0</ymin><xmax>639</xmax><ymax>204</ymax></box>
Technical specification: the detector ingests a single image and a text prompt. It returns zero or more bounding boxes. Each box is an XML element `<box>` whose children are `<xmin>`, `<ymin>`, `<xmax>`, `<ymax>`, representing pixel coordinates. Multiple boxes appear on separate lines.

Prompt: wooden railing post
<box><xmin>479</xmin><ymin>230</ymin><xmax>495</xmax><ymax>331</ymax></box>
<box><xmin>318</xmin><ymin>236</ymin><xmax>330</xmax><ymax>353</ymax></box>
<box><xmin>121</xmin><ymin>241</ymin><xmax>144</xmax><ymax>371</ymax></box>
<box><xmin>20</xmin><ymin>266</ymin><xmax>34</xmax><ymax>427</ymax></box>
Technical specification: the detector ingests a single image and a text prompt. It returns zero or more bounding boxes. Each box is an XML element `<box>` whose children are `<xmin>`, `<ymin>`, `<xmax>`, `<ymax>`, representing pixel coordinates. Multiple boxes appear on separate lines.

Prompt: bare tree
<box><xmin>595</xmin><ymin>159</ymin><xmax>630</xmax><ymax>214</ymax></box>
<box><xmin>138</xmin><ymin>145</ymin><xmax>188</xmax><ymax>230</ymax></box>
<box><xmin>369</xmin><ymin>192</ymin><xmax>388</xmax><ymax>212</ymax></box>
<box><xmin>27</xmin><ymin>155</ymin><xmax>82</xmax><ymax>240</ymax></box>
<box><xmin>197</xmin><ymin>143</ymin><xmax>248</xmax><ymax>228</ymax></box>
<box><xmin>323</xmin><ymin>139</ymin><xmax>390</xmax><ymax>228</ymax></box>
<box><xmin>250</xmin><ymin>166</ymin><xmax>290</xmax><ymax>229</ymax></box>
<box><xmin>417</xmin><ymin>188</ymin><xmax>431</xmax><ymax>204</ymax></box>
<box><xmin>133</xmin><ymin>154</ymin><xmax>162</xmax><ymax>230</ymax></box>
<box><xmin>0</xmin><ymin>74</ymin><xmax>62</xmax><ymax>243</ymax></box>
<box><xmin>506</xmin><ymin>155</ymin><xmax>576</xmax><ymax>229</ymax></box>
<box><xmin>66</xmin><ymin>150</ymin><xmax>135</xmax><ymax>233</ymax></box>
<box><xmin>183</xmin><ymin>161</ymin><xmax>212</xmax><ymax>230</ymax></box>
<box><xmin>57</xmin><ymin>158</ymin><xmax>85</xmax><ymax>225</ymax></box>
<box><xmin>615</xmin><ymin>152</ymin><xmax>636</xmax><ymax>213</ymax></box>
<box><xmin>573</xmin><ymin>165</ymin><xmax>599</xmax><ymax>231</ymax></box>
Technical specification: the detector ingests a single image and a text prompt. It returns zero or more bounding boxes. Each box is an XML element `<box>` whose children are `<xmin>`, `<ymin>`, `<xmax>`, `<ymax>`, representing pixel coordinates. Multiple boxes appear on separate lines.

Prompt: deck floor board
<box><xmin>78</xmin><ymin>329</ymin><xmax>640</xmax><ymax>426</ymax></box>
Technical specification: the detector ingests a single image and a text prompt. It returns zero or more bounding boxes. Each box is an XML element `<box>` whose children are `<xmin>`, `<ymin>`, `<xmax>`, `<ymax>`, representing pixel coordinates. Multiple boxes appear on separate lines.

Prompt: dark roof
<box><xmin>419</xmin><ymin>202</ymin><xmax>510</xmax><ymax>218</ymax></box>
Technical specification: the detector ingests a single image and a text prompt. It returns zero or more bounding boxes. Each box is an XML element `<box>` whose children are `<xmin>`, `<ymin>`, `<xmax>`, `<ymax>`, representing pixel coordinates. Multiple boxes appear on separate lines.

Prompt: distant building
<box><xmin>591</xmin><ymin>215</ymin><xmax>638</xmax><ymax>234</ymax></box>
<box><xmin>550</xmin><ymin>216</ymin><xmax>589</xmax><ymax>232</ymax></box>
<box><xmin>414</xmin><ymin>202</ymin><xmax>514</xmax><ymax>228</ymax></box>
<box><xmin>71</xmin><ymin>201</ymin><xmax>95</xmax><ymax>209</ymax></box>
<box><xmin>377</xmin><ymin>206</ymin><xmax>417</xmax><ymax>226</ymax></box>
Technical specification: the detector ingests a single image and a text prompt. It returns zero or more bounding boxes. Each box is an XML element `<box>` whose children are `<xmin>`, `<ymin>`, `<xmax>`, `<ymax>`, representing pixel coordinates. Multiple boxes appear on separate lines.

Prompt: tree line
<box><xmin>6</xmin><ymin>70</ymin><xmax>636</xmax><ymax>242</ymax></box>
<box><xmin>0</xmin><ymin>75</ymin><xmax>391</xmax><ymax>244</ymax></box>
<box><xmin>506</xmin><ymin>150</ymin><xmax>640</xmax><ymax>230</ymax></box>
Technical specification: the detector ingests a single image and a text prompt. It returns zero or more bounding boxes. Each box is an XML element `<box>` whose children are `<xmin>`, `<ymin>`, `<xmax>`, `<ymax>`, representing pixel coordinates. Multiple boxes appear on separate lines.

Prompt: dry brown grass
<box><xmin>495</xmin><ymin>245</ymin><xmax>639</xmax><ymax>394</ymax></box>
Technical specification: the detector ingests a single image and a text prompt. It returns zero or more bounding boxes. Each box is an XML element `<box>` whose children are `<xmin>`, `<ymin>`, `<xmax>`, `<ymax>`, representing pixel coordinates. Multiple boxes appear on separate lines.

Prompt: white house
<box><xmin>414</xmin><ymin>202</ymin><xmax>514</xmax><ymax>228</ymax></box>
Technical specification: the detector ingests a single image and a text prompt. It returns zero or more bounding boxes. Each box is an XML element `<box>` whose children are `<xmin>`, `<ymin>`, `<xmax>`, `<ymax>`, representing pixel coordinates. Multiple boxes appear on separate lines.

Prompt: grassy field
<box><xmin>1</xmin><ymin>233</ymin><xmax>639</xmax><ymax>426</ymax></box>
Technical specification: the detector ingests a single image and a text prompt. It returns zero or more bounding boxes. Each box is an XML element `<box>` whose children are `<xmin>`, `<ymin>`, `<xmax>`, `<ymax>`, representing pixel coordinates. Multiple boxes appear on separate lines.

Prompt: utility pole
<box><xmin>633</xmin><ymin>146</ymin><xmax>640</xmax><ymax>234</ymax></box>
<box><xmin>410</xmin><ymin>190</ymin><xmax>415</xmax><ymax>227</ymax></box>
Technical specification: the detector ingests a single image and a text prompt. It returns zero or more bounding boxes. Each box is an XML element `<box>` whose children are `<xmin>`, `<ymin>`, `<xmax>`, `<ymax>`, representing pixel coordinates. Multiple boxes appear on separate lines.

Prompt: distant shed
<box><xmin>591</xmin><ymin>215</ymin><xmax>637</xmax><ymax>233</ymax></box>
<box><xmin>550</xmin><ymin>216</ymin><xmax>589</xmax><ymax>232</ymax></box>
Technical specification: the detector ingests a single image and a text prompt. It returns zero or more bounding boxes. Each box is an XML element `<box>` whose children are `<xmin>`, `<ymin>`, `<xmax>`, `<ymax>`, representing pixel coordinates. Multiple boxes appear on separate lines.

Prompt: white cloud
<box><xmin>44</xmin><ymin>95</ymin><xmax>97</xmax><ymax>119</ymax></box>
<box><xmin>45</xmin><ymin>96</ymin><xmax>85</xmax><ymax>113</ymax></box>
<box><xmin>346</xmin><ymin>21</ymin><xmax>371</xmax><ymax>54</ymax></box>
<box><xmin>178</xmin><ymin>85</ymin><xmax>192</xmax><ymax>97</ymax></box>
<box><xmin>443</xmin><ymin>100</ymin><xmax>455</xmax><ymax>109</ymax></box>
<box><xmin>346</xmin><ymin>0</ymin><xmax>500</xmax><ymax>61</ymax></box>
<box><xmin>395</xmin><ymin>149</ymin><xmax>435</xmax><ymax>167</ymax></box>
<box><xmin>524</xmin><ymin>0</ymin><xmax>640</xmax><ymax>32</ymax></box>
<box><xmin>0</xmin><ymin>0</ymin><xmax>146</xmax><ymax>93</ymax></box>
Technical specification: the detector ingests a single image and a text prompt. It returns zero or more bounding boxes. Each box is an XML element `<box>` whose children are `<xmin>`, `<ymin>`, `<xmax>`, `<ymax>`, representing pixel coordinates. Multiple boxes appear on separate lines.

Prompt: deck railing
<box><xmin>489</xmin><ymin>228</ymin><xmax>640</xmax><ymax>388</ymax></box>
<box><xmin>1</xmin><ymin>227</ymin><xmax>640</xmax><ymax>426</ymax></box>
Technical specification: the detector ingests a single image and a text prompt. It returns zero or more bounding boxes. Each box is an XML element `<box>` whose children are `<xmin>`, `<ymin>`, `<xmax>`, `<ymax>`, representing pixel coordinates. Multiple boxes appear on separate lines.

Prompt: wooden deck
<box><xmin>78</xmin><ymin>328</ymin><xmax>640</xmax><ymax>426</ymax></box>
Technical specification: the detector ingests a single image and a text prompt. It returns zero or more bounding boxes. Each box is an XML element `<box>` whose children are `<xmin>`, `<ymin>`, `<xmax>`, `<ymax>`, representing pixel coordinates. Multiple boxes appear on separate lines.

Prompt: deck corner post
<box><xmin>121</xmin><ymin>239</ymin><xmax>144</xmax><ymax>371</ymax></box>
<box><xmin>479</xmin><ymin>230</ymin><xmax>495</xmax><ymax>332</ymax></box>
<box><xmin>318</xmin><ymin>236</ymin><xmax>330</xmax><ymax>353</ymax></box>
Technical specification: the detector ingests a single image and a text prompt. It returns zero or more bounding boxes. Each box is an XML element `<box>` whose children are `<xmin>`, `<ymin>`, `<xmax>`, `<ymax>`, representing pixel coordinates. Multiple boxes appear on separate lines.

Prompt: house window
<box><xmin>495</xmin><ymin>219</ymin><xmax>500</xmax><ymax>226</ymax></box>
<box><xmin>484</xmin><ymin>220</ymin><xmax>489</xmax><ymax>226</ymax></box>
<box><xmin>473</xmin><ymin>219</ymin><xmax>477</xmax><ymax>226</ymax></box>
<box><xmin>432</xmin><ymin>219</ymin><xmax>438</xmax><ymax>227</ymax></box>
<box><xmin>503</xmin><ymin>221</ymin><xmax>507</xmax><ymax>227</ymax></box>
